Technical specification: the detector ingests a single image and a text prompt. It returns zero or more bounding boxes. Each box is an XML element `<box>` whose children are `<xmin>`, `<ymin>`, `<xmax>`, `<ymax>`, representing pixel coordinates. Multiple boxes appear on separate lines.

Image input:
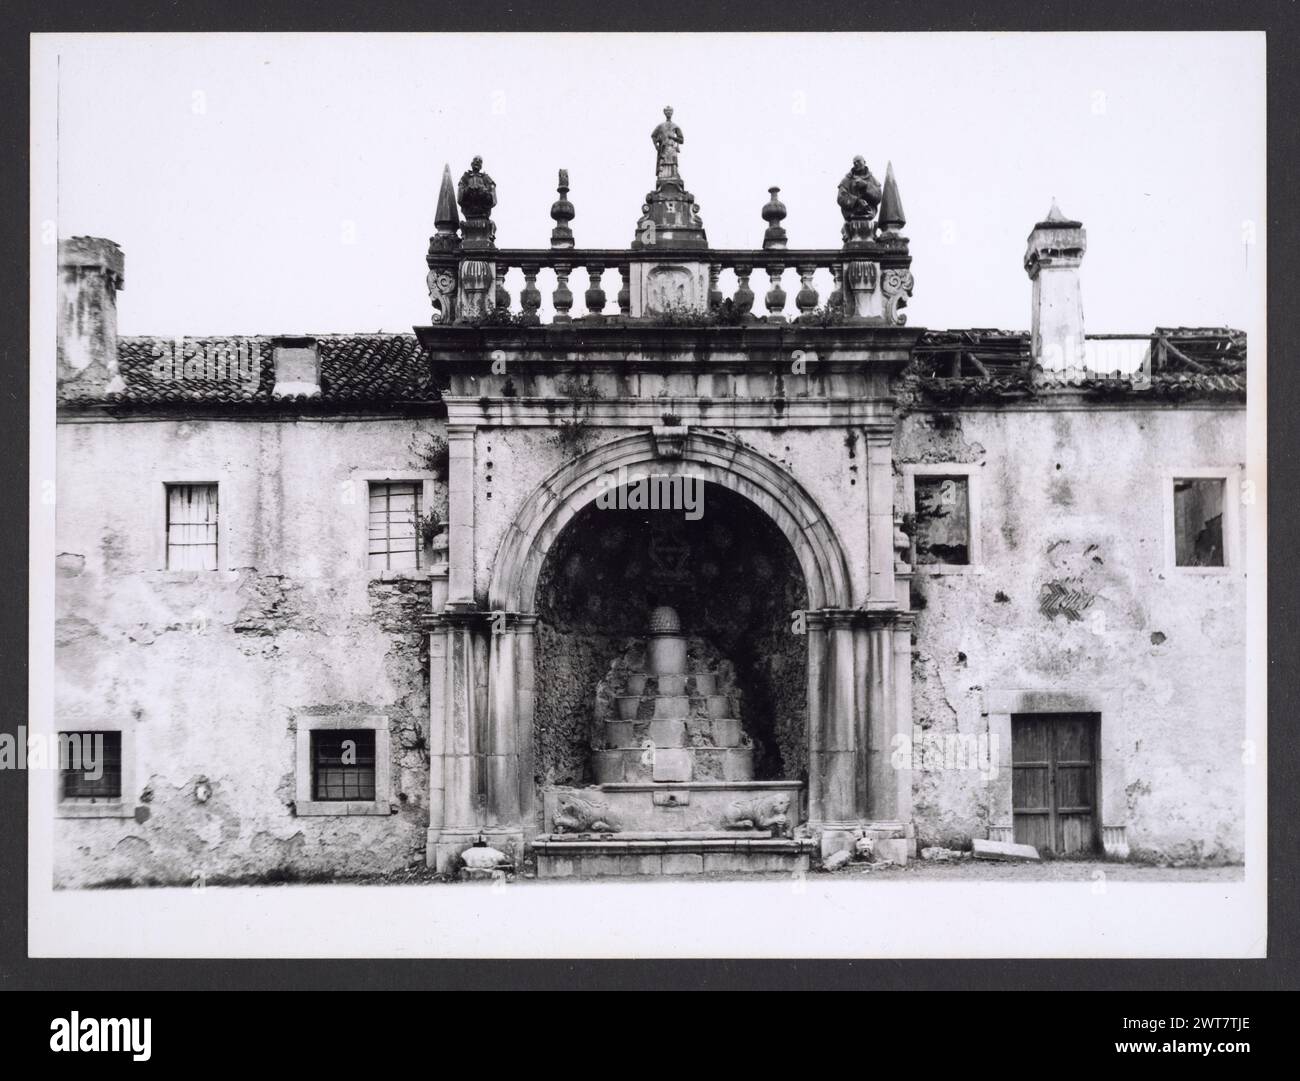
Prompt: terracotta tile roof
<box><xmin>104</xmin><ymin>334</ymin><xmax>441</xmax><ymax>408</ymax></box>
<box><xmin>75</xmin><ymin>327</ymin><xmax>1243</xmax><ymax>410</ymax></box>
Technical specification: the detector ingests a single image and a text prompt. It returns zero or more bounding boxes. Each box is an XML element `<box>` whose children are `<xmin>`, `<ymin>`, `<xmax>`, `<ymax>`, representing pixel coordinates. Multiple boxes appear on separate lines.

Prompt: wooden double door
<box><xmin>1011</xmin><ymin>713</ymin><xmax>1100</xmax><ymax>857</ymax></box>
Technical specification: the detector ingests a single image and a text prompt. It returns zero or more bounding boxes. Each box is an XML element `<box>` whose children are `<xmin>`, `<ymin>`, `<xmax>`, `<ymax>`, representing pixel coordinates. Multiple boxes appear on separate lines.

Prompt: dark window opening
<box><xmin>1173</xmin><ymin>478</ymin><xmax>1225</xmax><ymax>567</ymax></box>
<box><xmin>914</xmin><ymin>475</ymin><xmax>970</xmax><ymax>565</ymax></box>
<box><xmin>311</xmin><ymin>730</ymin><xmax>377</xmax><ymax>801</ymax></box>
<box><xmin>60</xmin><ymin>731</ymin><xmax>123</xmax><ymax>801</ymax></box>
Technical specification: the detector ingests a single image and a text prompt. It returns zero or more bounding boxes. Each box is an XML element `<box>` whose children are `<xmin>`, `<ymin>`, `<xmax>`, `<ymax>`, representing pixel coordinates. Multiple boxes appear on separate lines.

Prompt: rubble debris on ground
<box><xmin>920</xmin><ymin>846</ymin><xmax>972</xmax><ymax>861</ymax></box>
<box><xmin>972</xmin><ymin>838</ymin><xmax>1041</xmax><ymax>862</ymax></box>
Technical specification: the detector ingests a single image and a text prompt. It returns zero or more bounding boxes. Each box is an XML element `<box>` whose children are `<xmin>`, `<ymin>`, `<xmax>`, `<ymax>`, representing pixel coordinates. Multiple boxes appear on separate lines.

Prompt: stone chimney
<box><xmin>1024</xmin><ymin>201</ymin><xmax>1087</xmax><ymax>373</ymax></box>
<box><xmin>57</xmin><ymin>236</ymin><xmax>125</xmax><ymax>399</ymax></box>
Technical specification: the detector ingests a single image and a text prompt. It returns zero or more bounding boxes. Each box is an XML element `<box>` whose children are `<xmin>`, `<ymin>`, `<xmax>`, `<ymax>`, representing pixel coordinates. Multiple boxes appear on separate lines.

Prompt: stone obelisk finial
<box><xmin>430</xmin><ymin>163</ymin><xmax>460</xmax><ymax>251</ymax></box>
<box><xmin>878</xmin><ymin>161</ymin><xmax>906</xmax><ymax>235</ymax></box>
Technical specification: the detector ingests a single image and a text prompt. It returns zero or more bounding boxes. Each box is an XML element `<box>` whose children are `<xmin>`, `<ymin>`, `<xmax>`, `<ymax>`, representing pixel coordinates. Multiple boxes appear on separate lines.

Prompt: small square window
<box><xmin>1173</xmin><ymin>478</ymin><xmax>1226</xmax><ymax>567</ymax></box>
<box><xmin>913</xmin><ymin>475</ymin><xmax>971</xmax><ymax>565</ymax></box>
<box><xmin>311</xmin><ymin>730</ymin><xmax>376</xmax><ymax>802</ymax></box>
<box><xmin>166</xmin><ymin>483</ymin><xmax>219</xmax><ymax>570</ymax></box>
<box><xmin>59</xmin><ymin>731</ymin><xmax>122</xmax><ymax>801</ymax></box>
<box><xmin>368</xmin><ymin>481</ymin><xmax>423</xmax><ymax>571</ymax></box>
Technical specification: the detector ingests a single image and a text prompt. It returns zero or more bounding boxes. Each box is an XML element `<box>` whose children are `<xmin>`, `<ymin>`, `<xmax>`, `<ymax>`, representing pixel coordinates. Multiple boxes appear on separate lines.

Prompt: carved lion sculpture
<box><xmin>722</xmin><ymin>793</ymin><xmax>791</xmax><ymax>836</ymax></box>
<box><xmin>553</xmin><ymin>794</ymin><xmax>622</xmax><ymax>834</ymax></box>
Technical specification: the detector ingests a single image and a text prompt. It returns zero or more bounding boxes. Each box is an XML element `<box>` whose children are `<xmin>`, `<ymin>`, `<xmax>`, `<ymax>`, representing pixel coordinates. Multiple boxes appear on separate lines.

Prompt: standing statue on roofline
<box><xmin>651</xmin><ymin>106</ymin><xmax>685</xmax><ymax>179</ymax></box>
<box><xmin>837</xmin><ymin>155</ymin><xmax>882</xmax><ymax>222</ymax></box>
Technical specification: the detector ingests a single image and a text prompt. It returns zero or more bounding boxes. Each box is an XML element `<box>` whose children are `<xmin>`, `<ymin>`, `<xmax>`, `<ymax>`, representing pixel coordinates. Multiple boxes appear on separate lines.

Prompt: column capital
<box><xmin>862</xmin><ymin>420</ymin><xmax>896</xmax><ymax>444</ymax></box>
<box><xmin>806</xmin><ymin>606</ymin><xmax>910</xmax><ymax>630</ymax></box>
<box><xmin>420</xmin><ymin>607</ymin><xmax>537</xmax><ymax>632</ymax></box>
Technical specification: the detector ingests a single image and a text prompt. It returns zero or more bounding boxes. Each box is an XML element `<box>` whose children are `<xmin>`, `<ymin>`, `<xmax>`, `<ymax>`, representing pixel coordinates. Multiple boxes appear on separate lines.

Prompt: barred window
<box><xmin>311</xmin><ymin>730</ymin><xmax>376</xmax><ymax>802</ymax></box>
<box><xmin>166</xmin><ymin>483</ymin><xmax>219</xmax><ymax>570</ymax></box>
<box><xmin>60</xmin><ymin>731</ymin><xmax>123</xmax><ymax>801</ymax></box>
<box><xmin>368</xmin><ymin>481</ymin><xmax>423</xmax><ymax>571</ymax></box>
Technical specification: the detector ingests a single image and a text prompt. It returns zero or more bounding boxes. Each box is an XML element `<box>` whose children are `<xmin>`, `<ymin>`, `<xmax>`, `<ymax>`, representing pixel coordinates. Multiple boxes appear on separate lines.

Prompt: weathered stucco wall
<box><xmin>54</xmin><ymin>416</ymin><xmax>446</xmax><ymax>886</ymax></box>
<box><xmin>53</xmin><ymin>392</ymin><xmax>1247</xmax><ymax>881</ymax></box>
<box><xmin>897</xmin><ymin>402</ymin><xmax>1247</xmax><ymax>862</ymax></box>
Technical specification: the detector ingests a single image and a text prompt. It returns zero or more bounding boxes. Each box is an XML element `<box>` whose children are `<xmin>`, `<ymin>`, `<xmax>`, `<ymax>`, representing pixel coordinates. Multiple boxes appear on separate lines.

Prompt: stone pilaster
<box><xmin>446</xmin><ymin>425</ymin><xmax>476</xmax><ymax>608</ymax></box>
<box><xmin>891</xmin><ymin>614</ymin><xmax>915</xmax><ymax>830</ymax></box>
<box><xmin>804</xmin><ymin>608</ymin><xmax>914</xmax><ymax>859</ymax></box>
<box><xmin>424</xmin><ymin>607</ymin><xmax>535</xmax><ymax>872</ymax></box>
<box><xmin>865</xmin><ymin>424</ymin><xmax>897</xmax><ymax>608</ymax></box>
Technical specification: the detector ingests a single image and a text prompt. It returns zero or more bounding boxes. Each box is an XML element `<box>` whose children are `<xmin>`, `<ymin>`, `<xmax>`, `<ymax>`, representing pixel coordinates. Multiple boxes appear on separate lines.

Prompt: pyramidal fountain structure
<box><xmin>532</xmin><ymin>606</ymin><xmax>813</xmax><ymax>876</ymax></box>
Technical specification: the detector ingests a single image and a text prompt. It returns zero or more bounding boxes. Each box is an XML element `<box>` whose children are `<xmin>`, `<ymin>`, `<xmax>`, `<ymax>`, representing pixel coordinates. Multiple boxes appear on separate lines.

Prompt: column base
<box><xmin>427</xmin><ymin>828</ymin><xmax>525</xmax><ymax>874</ymax></box>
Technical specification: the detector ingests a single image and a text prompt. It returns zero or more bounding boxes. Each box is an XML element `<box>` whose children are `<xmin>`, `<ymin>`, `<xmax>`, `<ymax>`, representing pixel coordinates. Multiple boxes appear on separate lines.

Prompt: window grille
<box><xmin>311</xmin><ymin>730</ymin><xmax>377</xmax><ymax>801</ymax></box>
<box><xmin>60</xmin><ymin>731</ymin><xmax>123</xmax><ymax>800</ymax></box>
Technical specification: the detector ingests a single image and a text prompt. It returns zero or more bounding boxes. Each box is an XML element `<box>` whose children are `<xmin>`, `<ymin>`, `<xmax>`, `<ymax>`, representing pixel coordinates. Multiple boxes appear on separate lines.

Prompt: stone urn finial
<box><xmin>648</xmin><ymin>605</ymin><xmax>681</xmax><ymax>635</ymax></box>
<box><xmin>550</xmin><ymin>168</ymin><xmax>575</xmax><ymax>249</ymax></box>
<box><xmin>762</xmin><ymin>185</ymin><xmax>788</xmax><ymax>250</ymax></box>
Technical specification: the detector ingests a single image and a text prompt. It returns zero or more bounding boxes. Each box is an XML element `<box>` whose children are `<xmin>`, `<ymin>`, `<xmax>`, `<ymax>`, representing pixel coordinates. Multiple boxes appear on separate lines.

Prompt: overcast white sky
<box><xmin>36</xmin><ymin>32</ymin><xmax>1264</xmax><ymax>337</ymax></box>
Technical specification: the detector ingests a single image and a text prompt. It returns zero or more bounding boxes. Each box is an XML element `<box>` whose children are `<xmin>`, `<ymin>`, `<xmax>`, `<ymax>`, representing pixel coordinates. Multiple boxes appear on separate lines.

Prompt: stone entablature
<box><xmin>416</xmin><ymin>323</ymin><xmax>923</xmax><ymax>425</ymax></box>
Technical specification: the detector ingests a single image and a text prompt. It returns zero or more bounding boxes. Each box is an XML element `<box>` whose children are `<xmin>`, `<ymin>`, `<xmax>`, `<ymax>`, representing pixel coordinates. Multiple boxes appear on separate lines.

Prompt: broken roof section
<box><xmin>909</xmin><ymin>326</ymin><xmax>1246</xmax><ymax>404</ymax></box>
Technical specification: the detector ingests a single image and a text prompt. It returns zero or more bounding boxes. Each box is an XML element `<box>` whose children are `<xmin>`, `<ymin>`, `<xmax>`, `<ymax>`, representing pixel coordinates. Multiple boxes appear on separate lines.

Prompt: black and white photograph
<box><xmin>12</xmin><ymin>19</ymin><xmax>1284</xmax><ymax>998</ymax></box>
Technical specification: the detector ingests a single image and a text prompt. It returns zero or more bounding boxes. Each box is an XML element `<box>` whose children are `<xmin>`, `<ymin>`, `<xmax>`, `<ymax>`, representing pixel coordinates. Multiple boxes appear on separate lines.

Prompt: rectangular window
<box><xmin>311</xmin><ymin>730</ymin><xmax>377</xmax><ymax>802</ymax></box>
<box><xmin>59</xmin><ymin>731</ymin><xmax>123</xmax><ymax>801</ymax></box>
<box><xmin>1173</xmin><ymin>477</ymin><xmax>1225</xmax><ymax>567</ymax></box>
<box><xmin>368</xmin><ymin>481</ymin><xmax>423</xmax><ymax>571</ymax></box>
<box><xmin>913</xmin><ymin>475</ymin><xmax>970</xmax><ymax>565</ymax></box>
<box><xmin>166</xmin><ymin>483</ymin><xmax>219</xmax><ymax>570</ymax></box>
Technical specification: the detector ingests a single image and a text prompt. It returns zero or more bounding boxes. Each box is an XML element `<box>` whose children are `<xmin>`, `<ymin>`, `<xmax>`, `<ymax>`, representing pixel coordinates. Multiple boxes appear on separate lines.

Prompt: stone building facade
<box><xmin>52</xmin><ymin>117</ymin><xmax>1247</xmax><ymax>885</ymax></box>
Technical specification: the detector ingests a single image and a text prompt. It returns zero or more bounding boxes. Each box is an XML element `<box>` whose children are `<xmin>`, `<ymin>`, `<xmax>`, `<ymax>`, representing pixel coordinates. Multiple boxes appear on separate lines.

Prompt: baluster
<box><xmin>494</xmin><ymin>264</ymin><xmax>511</xmax><ymax>313</ymax></box>
<box><xmin>734</xmin><ymin>264</ymin><xmax>754</xmax><ymax>316</ymax></box>
<box><xmin>520</xmin><ymin>262</ymin><xmax>542</xmax><ymax>323</ymax></box>
<box><xmin>553</xmin><ymin>263</ymin><xmax>574</xmax><ymax>323</ymax></box>
<box><xmin>708</xmin><ymin>262</ymin><xmax>722</xmax><ymax>310</ymax></box>
<box><xmin>617</xmin><ymin>264</ymin><xmax>631</xmax><ymax>316</ymax></box>
<box><xmin>796</xmin><ymin>263</ymin><xmax>819</xmax><ymax>319</ymax></box>
<box><xmin>828</xmin><ymin>262</ymin><xmax>844</xmax><ymax>315</ymax></box>
<box><xmin>585</xmin><ymin>263</ymin><xmax>606</xmax><ymax>318</ymax></box>
<box><xmin>765</xmin><ymin>263</ymin><xmax>787</xmax><ymax>321</ymax></box>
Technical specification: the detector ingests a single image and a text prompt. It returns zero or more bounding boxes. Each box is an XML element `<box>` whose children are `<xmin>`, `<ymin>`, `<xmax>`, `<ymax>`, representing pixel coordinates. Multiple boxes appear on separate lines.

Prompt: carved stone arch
<box><xmin>487</xmin><ymin>429</ymin><xmax>853</xmax><ymax>614</ymax></box>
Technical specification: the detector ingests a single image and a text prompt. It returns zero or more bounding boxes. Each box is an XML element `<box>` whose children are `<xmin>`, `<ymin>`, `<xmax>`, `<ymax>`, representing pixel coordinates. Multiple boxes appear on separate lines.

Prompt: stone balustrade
<box><xmin>431</xmin><ymin>247</ymin><xmax>913</xmax><ymax>326</ymax></box>
<box><xmin>424</xmin><ymin>138</ymin><xmax>913</xmax><ymax>328</ymax></box>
